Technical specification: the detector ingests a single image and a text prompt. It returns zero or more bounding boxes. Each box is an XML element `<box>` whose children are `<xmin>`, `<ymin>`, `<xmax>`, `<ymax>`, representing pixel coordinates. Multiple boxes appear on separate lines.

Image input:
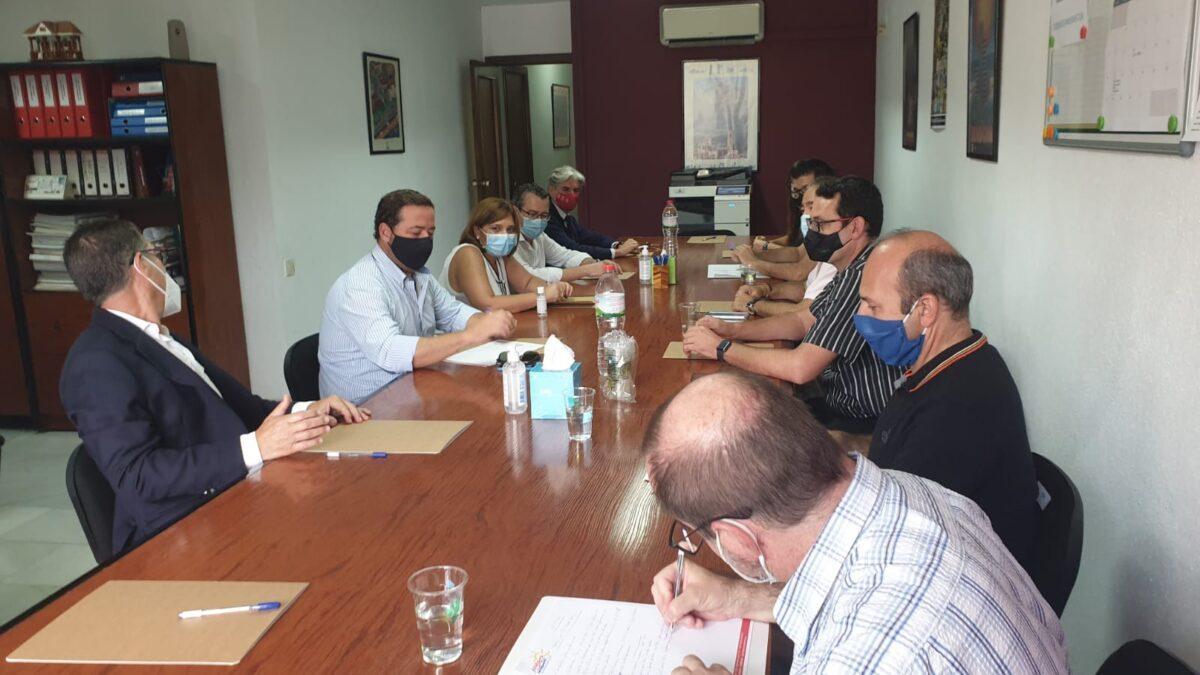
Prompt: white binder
<box><xmin>110</xmin><ymin>148</ymin><xmax>131</xmax><ymax>196</ymax></box>
<box><xmin>80</xmin><ymin>150</ymin><xmax>98</xmax><ymax>196</ymax></box>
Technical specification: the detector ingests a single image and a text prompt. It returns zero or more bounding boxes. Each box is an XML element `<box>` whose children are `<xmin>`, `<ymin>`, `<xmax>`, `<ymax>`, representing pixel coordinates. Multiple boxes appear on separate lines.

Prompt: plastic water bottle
<box><xmin>662</xmin><ymin>200</ymin><xmax>679</xmax><ymax>285</ymax></box>
<box><xmin>536</xmin><ymin>286</ymin><xmax>548</xmax><ymax>317</ymax></box>
<box><xmin>638</xmin><ymin>245</ymin><xmax>652</xmax><ymax>285</ymax></box>
<box><xmin>594</xmin><ymin>262</ymin><xmax>626</xmax><ymax>381</ymax></box>
<box><xmin>503</xmin><ymin>345</ymin><xmax>527</xmax><ymax>415</ymax></box>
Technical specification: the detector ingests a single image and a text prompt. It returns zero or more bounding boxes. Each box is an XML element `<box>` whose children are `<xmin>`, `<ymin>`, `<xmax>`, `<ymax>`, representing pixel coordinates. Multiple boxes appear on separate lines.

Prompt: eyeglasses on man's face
<box><xmin>521</xmin><ymin>208</ymin><xmax>550</xmax><ymax>220</ymax></box>
<box><xmin>808</xmin><ymin>216</ymin><xmax>855</xmax><ymax>235</ymax></box>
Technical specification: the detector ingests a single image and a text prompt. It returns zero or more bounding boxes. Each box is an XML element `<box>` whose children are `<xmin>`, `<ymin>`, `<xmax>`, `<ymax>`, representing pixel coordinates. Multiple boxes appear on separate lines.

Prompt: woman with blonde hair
<box><xmin>442</xmin><ymin>197</ymin><xmax>573</xmax><ymax>312</ymax></box>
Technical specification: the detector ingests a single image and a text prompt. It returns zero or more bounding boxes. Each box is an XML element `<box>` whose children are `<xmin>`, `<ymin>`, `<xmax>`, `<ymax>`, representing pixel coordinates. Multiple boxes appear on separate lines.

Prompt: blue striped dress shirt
<box><xmin>318</xmin><ymin>246</ymin><xmax>478</xmax><ymax>403</ymax></box>
<box><xmin>775</xmin><ymin>454</ymin><xmax>1069</xmax><ymax>673</ymax></box>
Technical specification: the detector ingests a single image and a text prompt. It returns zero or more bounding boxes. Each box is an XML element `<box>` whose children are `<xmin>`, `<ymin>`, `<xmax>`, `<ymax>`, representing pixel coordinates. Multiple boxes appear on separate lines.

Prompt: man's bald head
<box><xmin>643</xmin><ymin>371</ymin><xmax>847</xmax><ymax>531</ymax></box>
<box><xmin>863</xmin><ymin>229</ymin><xmax>973</xmax><ymax>319</ymax></box>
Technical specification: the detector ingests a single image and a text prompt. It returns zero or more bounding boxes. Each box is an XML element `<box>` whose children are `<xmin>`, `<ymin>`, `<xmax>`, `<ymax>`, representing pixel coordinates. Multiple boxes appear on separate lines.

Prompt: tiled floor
<box><xmin>0</xmin><ymin>429</ymin><xmax>95</xmax><ymax>626</ymax></box>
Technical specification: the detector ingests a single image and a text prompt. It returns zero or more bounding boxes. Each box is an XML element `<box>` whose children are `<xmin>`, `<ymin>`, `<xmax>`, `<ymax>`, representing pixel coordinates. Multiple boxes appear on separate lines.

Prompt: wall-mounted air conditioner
<box><xmin>660</xmin><ymin>1</ymin><xmax>765</xmax><ymax>48</ymax></box>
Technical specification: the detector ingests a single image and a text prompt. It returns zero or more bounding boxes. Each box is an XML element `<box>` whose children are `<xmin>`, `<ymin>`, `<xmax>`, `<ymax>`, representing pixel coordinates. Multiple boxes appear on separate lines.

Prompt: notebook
<box><xmin>306</xmin><ymin>420</ymin><xmax>472</xmax><ymax>455</ymax></box>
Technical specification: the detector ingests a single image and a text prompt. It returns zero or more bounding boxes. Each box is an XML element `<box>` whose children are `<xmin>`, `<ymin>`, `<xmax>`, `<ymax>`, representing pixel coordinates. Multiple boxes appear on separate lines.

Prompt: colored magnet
<box><xmin>1053</xmin><ymin>102</ymin><xmax>1060</xmax><ymax>115</ymax></box>
<box><xmin>1080</xmin><ymin>25</ymin><xmax>1088</xmax><ymax>40</ymax></box>
<box><xmin>1097</xmin><ymin>116</ymin><xmax>1105</xmax><ymax>130</ymax></box>
<box><xmin>1169</xmin><ymin>115</ymin><xmax>1179</xmax><ymax>133</ymax></box>
<box><xmin>1043</xmin><ymin>125</ymin><xmax>1054</xmax><ymax>140</ymax></box>
<box><xmin>1049</xmin><ymin>86</ymin><xmax>1056</xmax><ymax>98</ymax></box>
<box><xmin>1050</xmin><ymin>35</ymin><xmax>1056</xmax><ymax>48</ymax></box>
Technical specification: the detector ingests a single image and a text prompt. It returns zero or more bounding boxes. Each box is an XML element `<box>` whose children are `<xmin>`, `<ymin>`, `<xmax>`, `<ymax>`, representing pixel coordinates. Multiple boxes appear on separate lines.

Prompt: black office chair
<box><xmin>1030</xmin><ymin>452</ymin><xmax>1084</xmax><ymax>616</ymax></box>
<box><xmin>679</xmin><ymin>226</ymin><xmax>737</xmax><ymax>237</ymax></box>
<box><xmin>1097</xmin><ymin>640</ymin><xmax>1194</xmax><ymax>675</ymax></box>
<box><xmin>66</xmin><ymin>444</ymin><xmax>116</xmax><ymax>564</ymax></box>
<box><xmin>283</xmin><ymin>333</ymin><xmax>321</xmax><ymax>401</ymax></box>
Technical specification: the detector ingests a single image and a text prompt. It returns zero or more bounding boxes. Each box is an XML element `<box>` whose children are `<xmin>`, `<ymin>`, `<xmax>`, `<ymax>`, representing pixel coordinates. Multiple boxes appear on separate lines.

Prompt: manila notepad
<box><xmin>6</xmin><ymin>580</ymin><xmax>307</xmax><ymax>666</ymax></box>
<box><xmin>308</xmin><ymin>420</ymin><xmax>472</xmax><ymax>455</ymax></box>
<box><xmin>499</xmin><ymin>597</ymin><xmax>768</xmax><ymax>675</ymax></box>
<box><xmin>551</xmin><ymin>295</ymin><xmax>595</xmax><ymax>306</ymax></box>
<box><xmin>688</xmin><ymin>235</ymin><xmax>727</xmax><ymax>244</ymax></box>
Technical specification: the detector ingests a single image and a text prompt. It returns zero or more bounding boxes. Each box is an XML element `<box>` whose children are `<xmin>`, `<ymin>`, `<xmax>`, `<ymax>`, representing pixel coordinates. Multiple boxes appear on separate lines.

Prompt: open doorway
<box><xmin>469</xmin><ymin>55</ymin><xmax>575</xmax><ymax>202</ymax></box>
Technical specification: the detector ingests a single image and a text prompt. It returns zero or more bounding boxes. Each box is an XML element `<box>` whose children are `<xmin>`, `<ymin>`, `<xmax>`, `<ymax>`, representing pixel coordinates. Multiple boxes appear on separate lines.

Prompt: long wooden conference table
<box><xmin>0</xmin><ymin>236</ymin><xmax>778</xmax><ymax>672</ymax></box>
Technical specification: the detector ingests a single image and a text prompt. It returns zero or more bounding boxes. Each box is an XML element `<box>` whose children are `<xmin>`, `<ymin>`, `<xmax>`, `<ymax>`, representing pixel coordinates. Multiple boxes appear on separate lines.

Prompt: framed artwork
<box><xmin>363</xmin><ymin>52</ymin><xmax>405</xmax><ymax>154</ymax></box>
<box><xmin>931</xmin><ymin>0</ymin><xmax>948</xmax><ymax>130</ymax></box>
<box><xmin>551</xmin><ymin>84</ymin><xmax>571</xmax><ymax>148</ymax></box>
<box><xmin>683</xmin><ymin>59</ymin><xmax>759</xmax><ymax>169</ymax></box>
<box><xmin>903</xmin><ymin>13</ymin><xmax>919</xmax><ymax>150</ymax></box>
<box><xmin>966</xmin><ymin>0</ymin><xmax>1003</xmax><ymax>161</ymax></box>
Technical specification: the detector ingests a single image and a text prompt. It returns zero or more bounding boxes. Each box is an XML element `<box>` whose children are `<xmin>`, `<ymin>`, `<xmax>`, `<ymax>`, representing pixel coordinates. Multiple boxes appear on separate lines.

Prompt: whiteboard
<box><xmin>1044</xmin><ymin>0</ymin><xmax>1198</xmax><ymax>156</ymax></box>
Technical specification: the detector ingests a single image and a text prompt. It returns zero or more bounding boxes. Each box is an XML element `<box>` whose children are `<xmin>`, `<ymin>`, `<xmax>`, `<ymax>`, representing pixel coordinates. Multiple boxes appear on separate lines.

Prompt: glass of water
<box><xmin>678</xmin><ymin>302</ymin><xmax>700</xmax><ymax>335</ymax></box>
<box><xmin>739</xmin><ymin>264</ymin><xmax>758</xmax><ymax>285</ymax></box>
<box><xmin>407</xmin><ymin>566</ymin><xmax>468</xmax><ymax>665</ymax></box>
<box><xmin>565</xmin><ymin>386</ymin><xmax>595</xmax><ymax>441</ymax></box>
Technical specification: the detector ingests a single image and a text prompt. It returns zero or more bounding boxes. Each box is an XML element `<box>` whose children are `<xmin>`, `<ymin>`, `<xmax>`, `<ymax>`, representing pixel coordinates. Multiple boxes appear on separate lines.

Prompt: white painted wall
<box><xmin>481</xmin><ymin>1</ymin><xmax>571</xmax><ymax>57</ymax></box>
<box><xmin>875</xmin><ymin>0</ymin><xmax>1200</xmax><ymax>671</ymax></box>
<box><xmin>0</xmin><ymin>0</ymin><xmax>483</xmax><ymax>394</ymax></box>
<box><xmin>527</xmin><ymin>63</ymin><xmax>575</xmax><ymax>185</ymax></box>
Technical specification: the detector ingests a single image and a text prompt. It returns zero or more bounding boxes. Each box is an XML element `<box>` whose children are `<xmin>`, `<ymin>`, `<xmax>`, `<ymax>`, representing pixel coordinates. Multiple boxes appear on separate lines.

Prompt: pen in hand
<box><xmin>670</xmin><ymin>548</ymin><xmax>685</xmax><ymax>631</ymax></box>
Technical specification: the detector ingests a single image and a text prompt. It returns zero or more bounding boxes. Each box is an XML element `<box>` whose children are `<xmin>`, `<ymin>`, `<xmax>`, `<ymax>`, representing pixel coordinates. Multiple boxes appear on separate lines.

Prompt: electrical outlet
<box><xmin>284</xmin><ymin>259</ymin><xmax>296</xmax><ymax>277</ymax></box>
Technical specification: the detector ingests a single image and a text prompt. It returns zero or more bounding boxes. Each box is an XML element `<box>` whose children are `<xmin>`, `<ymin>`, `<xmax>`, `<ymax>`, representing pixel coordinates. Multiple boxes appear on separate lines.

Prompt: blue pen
<box><xmin>325</xmin><ymin>451</ymin><xmax>387</xmax><ymax>459</ymax></box>
<box><xmin>179</xmin><ymin>601</ymin><xmax>281</xmax><ymax>619</ymax></box>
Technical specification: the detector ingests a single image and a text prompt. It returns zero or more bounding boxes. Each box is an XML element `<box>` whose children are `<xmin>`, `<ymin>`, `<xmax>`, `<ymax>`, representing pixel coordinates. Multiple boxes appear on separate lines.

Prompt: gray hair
<box><xmin>547</xmin><ymin>165</ymin><xmax>585</xmax><ymax>188</ymax></box>
<box><xmin>881</xmin><ymin>229</ymin><xmax>974</xmax><ymax>319</ymax></box>
<box><xmin>64</xmin><ymin>218</ymin><xmax>144</xmax><ymax>305</ymax></box>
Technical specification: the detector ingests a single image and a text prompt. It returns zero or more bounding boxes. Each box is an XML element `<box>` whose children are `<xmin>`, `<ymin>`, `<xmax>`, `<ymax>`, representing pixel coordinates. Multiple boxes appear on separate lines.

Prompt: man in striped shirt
<box><xmin>684</xmin><ymin>177</ymin><xmax>901</xmax><ymax>433</ymax></box>
<box><xmin>645</xmin><ymin>372</ymin><xmax>1069</xmax><ymax>674</ymax></box>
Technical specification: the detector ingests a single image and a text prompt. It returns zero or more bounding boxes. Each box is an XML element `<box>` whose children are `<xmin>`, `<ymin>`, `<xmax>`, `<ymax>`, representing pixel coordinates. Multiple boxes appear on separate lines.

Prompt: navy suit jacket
<box><xmin>60</xmin><ymin>309</ymin><xmax>278</xmax><ymax>554</ymax></box>
<box><xmin>546</xmin><ymin>207</ymin><xmax>616</xmax><ymax>260</ymax></box>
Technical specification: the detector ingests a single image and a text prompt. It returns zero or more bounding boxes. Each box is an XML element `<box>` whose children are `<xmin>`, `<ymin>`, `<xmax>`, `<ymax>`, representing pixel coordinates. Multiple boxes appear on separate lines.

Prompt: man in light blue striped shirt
<box><xmin>646</xmin><ymin>372</ymin><xmax>1069</xmax><ymax>674</ymax></box>
<box><xmin>319</xmin><ymin>190</ymin><xmax>516</xmax><ymax>403</ymax></box>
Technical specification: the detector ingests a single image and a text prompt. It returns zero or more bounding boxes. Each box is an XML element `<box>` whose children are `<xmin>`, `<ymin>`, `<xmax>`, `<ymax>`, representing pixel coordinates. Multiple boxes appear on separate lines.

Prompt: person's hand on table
<box><xmin>752</xmin><ymin>235</ymin><xmax>770</xmax><ymax>252</ymax></box>
<box><xmin>544</xmin><ymin>282</ymin><xmax>573</xmax><ymax>302</ymax></box>
<box><xmin>732</xmin><ymin>284</ymin><xmax>768</xmax><ymax>312</ymax></box>
<box><xmin>255</xmin><ymin>395</ymin><xmax>337</xmax><ymax>460</ymax></box>
<box><xmin>651</xmin><ymin>558</ymin><xmax>752</xmax><ymax>629</ymax></box>
<box><xmin>469</xmin><ymin>309</ymin><xmax>516</xmax><ymax>340</ymax></box>
<box><xmin>732</xmin><ymin>244</ymin><xmax>758</xmax><ymax>266</ymax></box>
<box><xmin>615</xmin><ymin>238</ymin><xmax>640</xmax><ymax>257</ymax></box>
<box><xmin>578</xmin><ymin>261</ymin><xmax>610</xmax><ymax>278</ymax></box>
<box><xmin>671</xmin><ymin>656</ymin><xmax>732</xmax><ymax>675</ymax></box>
<box><xmin>683</xmin><ymin>325</ymin><xmax>722</xmax><ymax>360</ymax></box>
<box><xmin>310</xmin><ymin>395</ymin><xmax>371</xmax><ymax>424</ymax></box>
<box><xmin>696</xmin><ymin>315</ymin><xmax>735</xmax><ymax>337</ymax></box>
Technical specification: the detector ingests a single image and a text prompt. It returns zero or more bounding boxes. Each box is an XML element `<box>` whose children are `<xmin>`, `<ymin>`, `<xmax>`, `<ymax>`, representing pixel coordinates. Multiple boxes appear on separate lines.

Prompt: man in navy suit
<box><xmin>60</xmin><ymin>219</ymin><xmax>368</xmax><ymax>554</ymax></box>
<box><xmin>545</xmin><ymin>165</ymin><xmax>639</xmax><ymax>261</ymax></box>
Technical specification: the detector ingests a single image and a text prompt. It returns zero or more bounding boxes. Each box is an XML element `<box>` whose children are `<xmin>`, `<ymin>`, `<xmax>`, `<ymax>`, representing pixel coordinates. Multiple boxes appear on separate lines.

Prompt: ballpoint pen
<box><xmin>178</xmin><ymin>601</ymin><xmax>281</xmax><ymax>620</ymax></box>
<box><xmin>325</xmin><ymin>451</ymin><xmax>387</xmax><ymax>459</ymax></box>
<box><xmin>670</xmin><ymin>548</ymin><xmax>686</xmax><ymax>630</ymax></box>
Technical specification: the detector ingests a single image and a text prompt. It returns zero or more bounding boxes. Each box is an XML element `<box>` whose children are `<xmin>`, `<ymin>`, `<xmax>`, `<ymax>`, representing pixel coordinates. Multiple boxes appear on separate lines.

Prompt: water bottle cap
<box><xmin>604</xmin><ymin>262</ymin><xmax>618</xmax><ymax>272</ymax></box>
<box><xmin>641</xmin><ymin>245</ymin><xmax>649</xmax><ymax>253</ymax></box>
<box><xmin>666</xmin><ymin>199</ymin><xmax>674</xmax><ymax>206</ymax></box>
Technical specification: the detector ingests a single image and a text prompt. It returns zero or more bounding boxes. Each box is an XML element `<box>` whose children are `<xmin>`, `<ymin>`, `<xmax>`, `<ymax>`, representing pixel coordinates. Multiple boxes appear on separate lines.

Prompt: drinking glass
<box><xmin>679</xmin><ymin>302</ymin><xmax>700</xmax><ymax>335</ymax></box>
<box><xmin>407</xmin><ymin>566</ymin><xmax>468</xmax><ymax>665</ymax></box>
<box><xmin>739</xmin><ymin>265</ymin><xmax>758</xmax><ymax>285</ymax></box>
<box><xmin>565</xmin><ymin>386</ymin><xmax>595</xmax><ymax>441</ymax></box>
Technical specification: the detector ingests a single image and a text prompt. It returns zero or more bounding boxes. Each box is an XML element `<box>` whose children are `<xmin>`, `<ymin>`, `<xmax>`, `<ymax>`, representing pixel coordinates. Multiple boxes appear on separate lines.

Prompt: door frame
<box><xmin>501</xmin><ymin>66</ymin><xmax>535</xmax><ymax>197</ymax></box>
<box><xmin>468</xmin><ymin>60</ymin><xmax>504</xmax><ymax>203</ymax></box>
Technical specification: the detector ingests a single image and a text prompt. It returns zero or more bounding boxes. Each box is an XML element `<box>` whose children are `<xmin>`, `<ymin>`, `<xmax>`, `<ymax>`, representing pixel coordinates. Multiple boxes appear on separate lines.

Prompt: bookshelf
<box><xmin>0</xmin><ymin>58</ymin><xmax>249</xmax><ymax>430</ymax></box>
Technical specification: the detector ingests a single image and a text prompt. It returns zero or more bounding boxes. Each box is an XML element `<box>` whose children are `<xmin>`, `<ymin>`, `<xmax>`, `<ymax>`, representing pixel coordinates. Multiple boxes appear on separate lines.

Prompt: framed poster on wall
<box><xmin>903</xmin><ymin>13</ymin><xmax>919</xmax><ymax>150</ymax></box>
<box><xmin>363</xmin><ymin>52</ymin><xmax>405</xmax><ymax>154</ymax></box>
<box><xmin>967</xmin><ymin>0</ymin><xmax>1003</xmax><ymax>161</ymax></box>
<box><xmin>683</xmin><ymin>59</ymin><xmax>759</xmax><ymax>169</ymax></box>
<box><xmin>552</xmin><ymin>84</ymin><xmax>571</xmax><ymax>148</ymax></box>
<box><xmin>931</xmin><ymin>0</ymin><xmax>948</xmax><ymax>129</ymax></box>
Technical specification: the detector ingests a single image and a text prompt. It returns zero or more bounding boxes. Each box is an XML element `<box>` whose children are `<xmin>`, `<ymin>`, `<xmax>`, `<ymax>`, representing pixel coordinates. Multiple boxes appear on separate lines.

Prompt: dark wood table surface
<box><xmin>0</xmin><ymin>236</ymin><xmax>762</xmax><ymax>673</ymax></box>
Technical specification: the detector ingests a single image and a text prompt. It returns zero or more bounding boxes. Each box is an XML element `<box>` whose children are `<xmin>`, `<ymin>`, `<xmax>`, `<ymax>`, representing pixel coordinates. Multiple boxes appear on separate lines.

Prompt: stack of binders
<box><xmin>110</xmin><ymin>98</ymin><xmax>168</xmax><ymax>137</ymax></box>
<box><xmin>8</xmin><ymin>69</ymin><xmax>105</xmax><ymax>139</ymax></box>
<box><xmin>28</xmin><ymin>212</ymin><xmax>115</xmax><ymax>291</ymax></box>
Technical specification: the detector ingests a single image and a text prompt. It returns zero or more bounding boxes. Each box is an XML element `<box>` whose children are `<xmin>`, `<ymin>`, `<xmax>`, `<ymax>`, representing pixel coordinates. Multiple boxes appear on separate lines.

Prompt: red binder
<box><xmin>39</xmin><ymin>71</ymin><xmax>62</xmax><ymax>138</ymax></box>
<box><xmin>54</xmin><ymin>72</ymin><xmax>76</xmax><ymax>137</ymax></box>
<box><xmin>8</xmin><ymin>74</ymin><xmax>29</xmax><ymax>138</ymax></box>
<box><xmin>23</xmin><ymin>72</ymin><xmax>45</xmax><ymax>139</ymax></box>
<box><xmin>112</xmin><ymin>80</ymin><xmax>164</xmax><ymax>98</ymax></box>
<box><xmin>70</xmin><ymin>70</ymin><xmax>103</xmax><ymax>138</ymax></box>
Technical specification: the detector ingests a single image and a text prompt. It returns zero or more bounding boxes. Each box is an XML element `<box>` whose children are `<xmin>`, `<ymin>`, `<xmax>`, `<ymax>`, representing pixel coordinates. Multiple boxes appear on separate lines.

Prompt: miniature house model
<box><xmin>25</xmin><ymin>21</ymin><xmax>83</xmax><ymax>62</ymax></box>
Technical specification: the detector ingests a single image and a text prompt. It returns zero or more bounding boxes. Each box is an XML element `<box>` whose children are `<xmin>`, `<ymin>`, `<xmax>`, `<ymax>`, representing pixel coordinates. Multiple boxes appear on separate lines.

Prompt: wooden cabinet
<box><xmin>0</xmin><ymin>58</ymin><xmax>247</xmax><ymax>430</ymax></box>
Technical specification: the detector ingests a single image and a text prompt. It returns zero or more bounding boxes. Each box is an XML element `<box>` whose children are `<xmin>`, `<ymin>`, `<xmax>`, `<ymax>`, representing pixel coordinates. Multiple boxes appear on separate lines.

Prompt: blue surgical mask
<box><xmin>853</xmin><ymin>302</ymin><xmax>925</xmax><ymax>368</ymax></box>
<box><xmin>521</xmin><ymin>217</ymin><xmax>549</xmax><ymax>239</ymax></box>
<box><xmin>484</xmin><ymin>232</ymin><xmax>517</xmax><ymax>257</ymax></box>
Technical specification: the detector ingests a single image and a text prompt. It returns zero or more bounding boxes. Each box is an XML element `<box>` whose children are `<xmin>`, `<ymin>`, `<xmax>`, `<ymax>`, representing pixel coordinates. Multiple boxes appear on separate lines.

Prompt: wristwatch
<box><xmin>716</xmin><ymin>339</ymin><xmax>734</xmax><ymax>362</ymax></box>
<box><xmin>745</xmin><ymin>297</ymin><xmax>762</xmax><ymax>316</ymax></box>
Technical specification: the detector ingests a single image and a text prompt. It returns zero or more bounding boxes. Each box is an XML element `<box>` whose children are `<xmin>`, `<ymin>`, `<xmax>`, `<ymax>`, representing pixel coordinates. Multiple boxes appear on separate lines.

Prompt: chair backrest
<box><xmin>1097</xmin><ymin>639</ymin><xmax>1195</xmax><ymax>675</ymax></box>
<box><xmin>283</xmin><ymin>333</ymin><xmax>321</xmax><ymax>402</ymax></box>
<box><xmin>1030</xmin><ymin>452</ymin><xmax>1084</xmax><ymax>616</ymax></box>
<box><xmin>65</xmin><ymin>444</ymin><xmax>115</xmax><ymax>564</ymax></box>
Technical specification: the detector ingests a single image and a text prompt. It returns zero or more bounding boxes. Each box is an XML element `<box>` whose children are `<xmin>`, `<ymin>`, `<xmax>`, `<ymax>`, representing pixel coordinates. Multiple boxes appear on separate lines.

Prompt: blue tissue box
<box><xmin>530</xmin><ymin>362</ymin><xmax>582</xmax><ymax>419</ymax></box>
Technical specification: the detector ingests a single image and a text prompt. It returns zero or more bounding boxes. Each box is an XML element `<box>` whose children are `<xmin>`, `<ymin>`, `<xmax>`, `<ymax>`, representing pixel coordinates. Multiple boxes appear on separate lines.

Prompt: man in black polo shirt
<box><xmin>855</xmin><ymin>229</ymin><xmax>1037</xmax><ymax>570</ymax></box>
<box><xmin>684</xmin><ymin>176</ymin><xmax>902</xmax><ymax>433</ymax></box>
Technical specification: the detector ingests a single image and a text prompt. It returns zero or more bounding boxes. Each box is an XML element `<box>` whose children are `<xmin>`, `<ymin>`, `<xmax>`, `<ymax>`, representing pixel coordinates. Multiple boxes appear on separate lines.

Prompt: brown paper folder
<box><xmin>6</xmin><ymin>580</ymin><xmax>307</xmax><ymax>666</ymax></box>
<box><xmin>308</xmin><ymin>420</ymin><xmax>472</xmax><ymax>454</ymax></box>
<box><xmin>694</xmin><ymin>300</ymin><xmax>742</xmax><ymax>314</ymax></box>
<box><xmin>721</xmin><ymin>250</ymin><xmax>736</xmax><ymax>259</ymax></box>
<box><xmin>551</xmin><ymin>295</ymin><xmax>595</xmax><ymax>305</ymax></box>
<box><xmin>663</xmin><ymin>341</ymin><xmax>775</xmax><ymax>360</ymax></box>
<box><xmin>688</xmin><ymin>235</ymin><xmax>727</xmax><ymax>244</ymax></box>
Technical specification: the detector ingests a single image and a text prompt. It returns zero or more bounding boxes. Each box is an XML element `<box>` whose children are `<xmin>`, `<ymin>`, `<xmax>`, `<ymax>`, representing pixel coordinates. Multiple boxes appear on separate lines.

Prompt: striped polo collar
<box><xmin>901</xmin><ymin>330</ymin><xmax>988</xmax><ymax>393</ymax></box>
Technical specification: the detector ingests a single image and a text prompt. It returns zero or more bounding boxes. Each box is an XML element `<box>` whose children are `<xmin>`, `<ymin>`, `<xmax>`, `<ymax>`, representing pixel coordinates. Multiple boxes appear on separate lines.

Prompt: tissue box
<box><xmin>530</xmin><ymin>362</ymin><xmax>582</xmax><ymax>419</ymax></box>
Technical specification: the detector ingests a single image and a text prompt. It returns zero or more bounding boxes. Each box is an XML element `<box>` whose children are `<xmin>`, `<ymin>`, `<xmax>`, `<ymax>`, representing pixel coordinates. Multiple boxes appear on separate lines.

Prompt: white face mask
<box><xmin>135</xmin><ymin>256</ymin><xmax>182</xmax><ymax>318</ymax></box>
<box><xmin>713</xmin><ymin>519</ymin><xmax>777</xmax><ymax>584</ymax></box>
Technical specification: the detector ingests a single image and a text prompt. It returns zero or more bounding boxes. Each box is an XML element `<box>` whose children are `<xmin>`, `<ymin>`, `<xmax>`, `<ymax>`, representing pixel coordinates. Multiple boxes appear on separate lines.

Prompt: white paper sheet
<box><xmin>444</xmin><ymin>340</ymin><xmax>544</xmax><ymax>367</ymax></box>
<box><xmin>1101</xmin><ymin>0</ymin><xmax>1191</xmax><ymax>132</ymax></box>
<box><xmin>498</xmin><ymin>596</ymin><xmax>768</xmax><ymax>675</ymax></box>
<box><xmin>1050</xmin><ymin>0</ymin><xmax>1089</xmax><ymax>48</ymax></box>
<box><xmin>707</xmin><ymin>264</ymin><xmax>765</xmax><ymax>280</ymax></box>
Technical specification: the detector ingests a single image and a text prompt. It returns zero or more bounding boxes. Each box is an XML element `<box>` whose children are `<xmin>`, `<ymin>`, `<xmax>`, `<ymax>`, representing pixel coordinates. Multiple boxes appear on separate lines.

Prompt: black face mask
<box><xmin>388</xmin><ymin>231</ymin><xmax>434</xmax><ymax>271</ymax></box>
<box><xmin>803</xmin><ymin>225</ymin><xmax>846</xmax><ymax>263</ymax></box>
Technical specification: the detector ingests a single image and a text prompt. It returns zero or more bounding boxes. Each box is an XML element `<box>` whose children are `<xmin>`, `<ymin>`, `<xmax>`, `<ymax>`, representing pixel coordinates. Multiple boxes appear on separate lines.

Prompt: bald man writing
<box><xmin>643</xmin><ymin>372</ymin><xmax>1067</xmax><ymax>674</ymax></box>
<box><xmin>854</xmin><ymin>229</ymin><xmax>1038</xmax><ymax>572</ymax></box>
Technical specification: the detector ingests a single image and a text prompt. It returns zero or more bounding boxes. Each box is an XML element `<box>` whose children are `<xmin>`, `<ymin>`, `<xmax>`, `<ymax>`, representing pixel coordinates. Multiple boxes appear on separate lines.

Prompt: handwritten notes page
<box><xmin>499</xmin><ymin>596</ymin><xmax>767</xmax><ymax>675</ymax></box>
